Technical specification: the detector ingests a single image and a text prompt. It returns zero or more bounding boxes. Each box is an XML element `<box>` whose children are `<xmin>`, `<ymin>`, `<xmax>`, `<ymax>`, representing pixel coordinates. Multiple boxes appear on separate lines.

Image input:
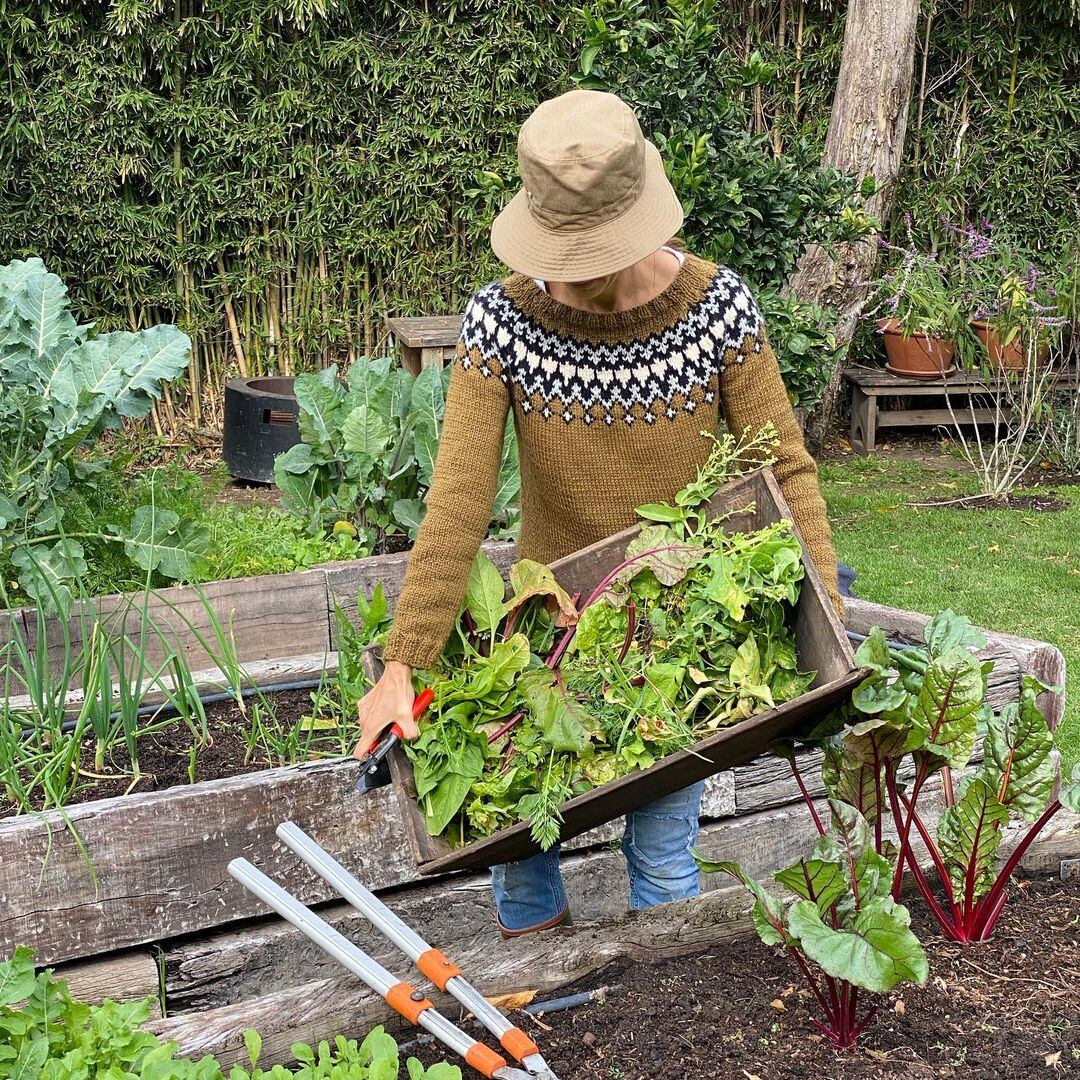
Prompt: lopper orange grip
<box><xmin>464</xmin><ymin>1043</ymin><xmax>507</xmax><ymax>1078</ymax></box>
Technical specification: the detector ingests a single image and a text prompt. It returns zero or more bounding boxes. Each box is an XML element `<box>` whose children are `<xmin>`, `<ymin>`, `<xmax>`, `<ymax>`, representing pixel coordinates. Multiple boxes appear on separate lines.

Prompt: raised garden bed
<box><xmin>1</xmin><ymin>539</ymin><xmax>1072</xmax><ymax>1068</ymax></box>
<box><xmin>410</xmin><ymin>877</ymin><xmax>1080</xmax><ymax>1080</ymax></box>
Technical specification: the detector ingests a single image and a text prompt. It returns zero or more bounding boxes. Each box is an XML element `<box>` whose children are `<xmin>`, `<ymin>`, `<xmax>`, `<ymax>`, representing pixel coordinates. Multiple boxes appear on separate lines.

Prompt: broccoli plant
<box><xmin>274</xmin><ymin>359</ymin><xmax>519</xmax><ymax>554</ymax></box>
<box><xmin>0</xmin><ymin>258</ymin><xmax>197</xmax><ymax>610</ymax></box>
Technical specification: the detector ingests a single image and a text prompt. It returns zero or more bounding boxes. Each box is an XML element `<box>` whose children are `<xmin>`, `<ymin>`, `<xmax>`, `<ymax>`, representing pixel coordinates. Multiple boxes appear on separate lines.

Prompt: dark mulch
<box><xmin>1</xmin><ymin>688</ymin><xmax>325</xmax><ymax>815</ymax></box>
<box><xmin>411</xmin><ymin>878</ymin><xmax>1079</xmax><ymax>1078</ymax></box>
<box><xmin>920</xmin><ymin>491</ymin><xmax>1070</xmax><ymax>512</ymax></box>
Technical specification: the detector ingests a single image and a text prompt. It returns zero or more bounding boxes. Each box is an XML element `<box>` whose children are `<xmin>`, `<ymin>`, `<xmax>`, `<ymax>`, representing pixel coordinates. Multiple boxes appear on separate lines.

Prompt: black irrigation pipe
<box><xmin>16</xmin><ymin>676</ymin><xmax>326</xmax><ymax>738</ymax></box>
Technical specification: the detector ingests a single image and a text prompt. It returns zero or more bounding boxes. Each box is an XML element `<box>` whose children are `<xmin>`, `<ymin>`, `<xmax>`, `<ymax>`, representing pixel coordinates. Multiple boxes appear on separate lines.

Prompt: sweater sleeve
<box><xmin>718</xmin><ymin>280</ymin><xmax>842</xmax><ymax>614</ymax></box>
<box><xmin>382</xmin><ymin>334</ymin><xmax>510</xmax><ymax>670</ymax></box>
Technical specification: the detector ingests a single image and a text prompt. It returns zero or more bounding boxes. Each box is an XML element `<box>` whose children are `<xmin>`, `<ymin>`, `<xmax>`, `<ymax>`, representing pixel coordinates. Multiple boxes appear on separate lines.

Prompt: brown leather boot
<box><xmin>496</xmin><ymin>906</ymin><xmax>572</xmax><ymax>938</ymax></box>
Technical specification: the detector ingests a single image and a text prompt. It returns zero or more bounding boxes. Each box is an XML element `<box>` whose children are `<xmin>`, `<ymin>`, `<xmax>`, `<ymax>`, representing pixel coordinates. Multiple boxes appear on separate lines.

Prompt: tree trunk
<box><xmin>787</xmin><ymin>0</ymin><xmax>921</xmax><ymax>446</ymax></box>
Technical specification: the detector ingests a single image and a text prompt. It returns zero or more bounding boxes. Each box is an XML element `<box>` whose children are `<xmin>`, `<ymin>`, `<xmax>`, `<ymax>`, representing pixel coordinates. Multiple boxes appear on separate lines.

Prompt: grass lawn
<box><xmin>821</xmin><ymin>454</ymin><xmax>1079</xmax><ymax>771</ymax></box>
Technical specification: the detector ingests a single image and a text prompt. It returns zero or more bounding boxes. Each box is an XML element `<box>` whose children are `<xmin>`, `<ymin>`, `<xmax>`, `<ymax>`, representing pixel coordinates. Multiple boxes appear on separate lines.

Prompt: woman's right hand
<box><xmin>353</xmin><ymin>660</ymin><xmax>419</xmax><ymax>760</ymax></box>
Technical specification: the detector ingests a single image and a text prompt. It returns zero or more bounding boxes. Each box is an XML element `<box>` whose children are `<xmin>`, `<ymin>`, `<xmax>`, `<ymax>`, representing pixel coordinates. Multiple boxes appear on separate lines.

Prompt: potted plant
<box><xmin>949</xmin><ymin>220</ymin><xmax>1065</xmax><ymax>371</ymax></box>
<box><xmin>867</xmin><ymin>238</ymin><xmax>962</xmax><ymax>378</ymax></box>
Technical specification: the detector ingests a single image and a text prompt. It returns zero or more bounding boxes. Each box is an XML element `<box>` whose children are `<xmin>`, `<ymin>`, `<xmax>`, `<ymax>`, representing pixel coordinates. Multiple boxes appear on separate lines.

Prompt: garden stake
<box><xmin>275</xmin><ymin>822</ymin><xmax>560</xmax><ymax>1080</ymax></box>
<box><xmin>228</xmin><ymin>852</ymin><xmax>556</xmax><ymax>1080</ymax></box>
<box><xmin>353</xmin><ymin>688</ymin><xmax>434</xmax><ymax>793</ymax></box>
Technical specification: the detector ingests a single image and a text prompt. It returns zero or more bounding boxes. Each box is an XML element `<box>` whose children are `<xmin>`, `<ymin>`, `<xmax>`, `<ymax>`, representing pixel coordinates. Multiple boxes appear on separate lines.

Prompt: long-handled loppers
<box><xmin>228</xmin><ymin>824</ymin><xmax>560</xmax><ymax>1080</ymax></box>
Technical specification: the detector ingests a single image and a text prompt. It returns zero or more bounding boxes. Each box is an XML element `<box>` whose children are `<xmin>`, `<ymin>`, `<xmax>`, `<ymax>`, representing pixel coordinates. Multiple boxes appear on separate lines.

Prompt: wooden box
<box><xmin>368</xmin><ymin>469</ymin><xmax>864</xmax><ymax>876</ymax></box>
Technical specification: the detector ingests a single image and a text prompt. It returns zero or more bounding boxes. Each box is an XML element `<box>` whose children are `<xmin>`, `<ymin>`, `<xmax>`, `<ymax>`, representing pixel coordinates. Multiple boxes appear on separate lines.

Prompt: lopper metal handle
<box><xmin>354</xmin><ymin>688</ymin><xmax>434</xmax><ymax>788</ymax></box>
<box><xmin>227</xmin><ymin>857</ymin><xmax>518</xmax><ymax>1079</ymax></box>
<box><xmin>275</xmin><ymin>821</ymin><xmax>548</xmax><ymax>1076</ymax></box>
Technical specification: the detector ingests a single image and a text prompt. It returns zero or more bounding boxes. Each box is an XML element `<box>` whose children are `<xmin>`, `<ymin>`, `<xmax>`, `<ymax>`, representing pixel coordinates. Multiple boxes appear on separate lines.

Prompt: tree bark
<box><xmin>786</xmin><ymin>0</ymin><xmax>921</xmax><ymax>445</ymax></box>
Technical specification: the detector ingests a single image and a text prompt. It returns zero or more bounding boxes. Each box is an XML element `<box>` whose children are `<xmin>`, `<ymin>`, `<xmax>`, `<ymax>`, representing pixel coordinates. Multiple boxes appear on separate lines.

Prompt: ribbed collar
<box><xmin>499</xmin><ymin>253</ymin><xmax>718</xmax><ymax>344</ymax></box>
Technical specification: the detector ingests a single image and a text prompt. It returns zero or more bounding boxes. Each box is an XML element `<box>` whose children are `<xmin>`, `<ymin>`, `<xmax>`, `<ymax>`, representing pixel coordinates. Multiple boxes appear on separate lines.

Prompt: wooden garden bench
<box><xmin>844</xmin><ymin>363</ymin><xmax>1080</xmax><ymax>452</ymax></box>
<box><xmin>384</xmin><ymin>314</ymin><xmax>463</xmax><ymax>376</ymax></box>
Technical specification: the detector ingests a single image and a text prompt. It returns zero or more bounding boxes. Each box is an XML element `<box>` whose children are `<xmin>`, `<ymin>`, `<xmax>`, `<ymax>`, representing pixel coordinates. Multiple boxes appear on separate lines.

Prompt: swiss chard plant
<box><xmin>389</xmin><ymin>427</ymin><xmax>816</xmax><ymax>848</ymax></box>
<box><xmin>0</xmin><ymin>946</ymin><xmax>460</xmax><ymax>1079</ymax></box>
<box><xmin>0</xmin><ymin>257</ymin><xmax>197</xmax><ymax>611</ymax></box>
<box><xmin>274</xmin><ymin>360</ymin><xmax>519</xmax><ymax>554</ymax></box>
<box><xmin>697</xmin><ymin>797</ymin><xmax>928</xmax><ymax>1050</ymax></box>
<box><xmin>820</xmin><ymin>611</ymin><xmax>1079</xmax><ymax>943</ymax></box>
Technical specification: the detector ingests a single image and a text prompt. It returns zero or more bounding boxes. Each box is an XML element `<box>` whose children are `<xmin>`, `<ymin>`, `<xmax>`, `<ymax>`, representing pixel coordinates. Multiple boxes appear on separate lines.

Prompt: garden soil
<box><xmin>1</xmin><ymin>688</ymin><xmax>323</xmax><ymax>814</ymax></box>
<box><xmin>413</xmin><ymin>878</ymin><xmax>1080</xmax><ymax>1079</ymax></box>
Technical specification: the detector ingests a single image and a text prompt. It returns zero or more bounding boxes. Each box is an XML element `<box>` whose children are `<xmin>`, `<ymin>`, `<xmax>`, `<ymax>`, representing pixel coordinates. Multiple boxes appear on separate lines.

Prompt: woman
<box><xmin>355</xmin><ymin>89</ymin><xmax>842</xmax><ymax>935</ymax></box>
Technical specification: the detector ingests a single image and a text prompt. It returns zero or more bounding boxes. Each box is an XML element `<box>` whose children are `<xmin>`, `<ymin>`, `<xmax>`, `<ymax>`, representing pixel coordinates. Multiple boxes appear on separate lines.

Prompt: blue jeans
<box><xmin>491</xmin><ymin>781</ymin><xmax>705</xmax><ymax>932</ymax></box>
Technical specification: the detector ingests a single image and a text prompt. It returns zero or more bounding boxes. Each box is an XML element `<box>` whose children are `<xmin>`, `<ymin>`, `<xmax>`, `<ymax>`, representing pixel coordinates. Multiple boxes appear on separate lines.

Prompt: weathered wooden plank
<box><xmin>152</xmin><ymin>882</ymin><xmax>755</xmax><ymax>1068</ymax></box>
<box><xmin>6</xmin><ymin>572</ymin><xmax>331</xmax><ymax>691</ymax></box>
<box><xmin>53</xmin><ymin>950</ymin><xmax>162</xmax><ymax>1016</ymax></box>
<box><xmin>0</xmin><ymin>760</ymin><xmax>413</xmax><ymax>967</ymax></box>
<box><xmin>6</xmin><ymin>652</ymin><xmax>339</xmax><ymax>720</ymax></box>
<box><xmin>0</xmin><ymin>744</ymin><xmax>729</xmax><ymax>970</ymax></box>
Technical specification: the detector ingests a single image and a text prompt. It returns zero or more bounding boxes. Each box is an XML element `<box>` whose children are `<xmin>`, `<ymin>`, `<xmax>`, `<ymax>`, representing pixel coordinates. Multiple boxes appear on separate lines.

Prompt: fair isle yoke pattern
<box><xmin>459</xmin><ymin>263</ymin><xmax>765</xmax><ymax>426</ymax></box>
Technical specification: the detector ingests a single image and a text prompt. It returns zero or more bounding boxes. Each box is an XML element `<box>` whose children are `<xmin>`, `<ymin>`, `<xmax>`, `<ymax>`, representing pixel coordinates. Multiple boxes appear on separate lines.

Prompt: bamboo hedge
<box><xmin>1</xmin><ymin>0</ymin><xmax>1077</xmax><ymax>434</ymax></box>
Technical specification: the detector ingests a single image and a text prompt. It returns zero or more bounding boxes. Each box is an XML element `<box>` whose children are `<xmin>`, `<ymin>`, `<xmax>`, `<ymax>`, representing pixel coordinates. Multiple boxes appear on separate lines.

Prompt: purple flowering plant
<box><xmin>864</xmin><ymin>219</ymin><xmax>963</xmax><ymax>340</ymax></box>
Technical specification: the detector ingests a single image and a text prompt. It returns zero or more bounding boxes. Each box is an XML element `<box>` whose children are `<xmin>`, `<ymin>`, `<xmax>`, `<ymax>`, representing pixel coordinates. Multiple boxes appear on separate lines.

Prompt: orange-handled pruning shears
<box><xmin>353</xmin><ymin>688</ymin><xmax>434</xmax><ymax>793</ymax></box>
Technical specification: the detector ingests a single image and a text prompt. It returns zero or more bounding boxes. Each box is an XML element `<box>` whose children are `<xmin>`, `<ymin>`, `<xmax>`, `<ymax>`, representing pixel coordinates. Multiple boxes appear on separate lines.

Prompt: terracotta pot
<box><xmin>877</xmin><ymin>318</ymin><xmax>956</xmax><ymax>379</ymax></box>
<box><xmin>970</xmin><ymin>320</ymin><xmax>1049</xmax><ymax>371</ymax></box>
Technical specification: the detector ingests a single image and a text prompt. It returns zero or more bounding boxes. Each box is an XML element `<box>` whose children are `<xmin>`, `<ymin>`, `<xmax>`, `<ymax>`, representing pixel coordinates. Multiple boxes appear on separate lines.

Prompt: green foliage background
<box><xmin>2</xmin><ymin>0</ymin><xmax>1078</xmax><ymax>425</ymax></box>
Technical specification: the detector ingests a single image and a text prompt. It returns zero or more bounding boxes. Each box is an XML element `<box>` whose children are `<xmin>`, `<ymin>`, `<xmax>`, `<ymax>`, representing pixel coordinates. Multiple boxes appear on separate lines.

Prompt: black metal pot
<box><xmin>222</xmin><ymin>376</ymin><xmax>302</xmax><ymax>483</ymax></box>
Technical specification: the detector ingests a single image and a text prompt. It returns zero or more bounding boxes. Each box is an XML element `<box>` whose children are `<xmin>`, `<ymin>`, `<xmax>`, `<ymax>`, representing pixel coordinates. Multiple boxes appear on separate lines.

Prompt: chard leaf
<box><xmin>571</xmin><ymin>600</ymin><xmax>627</xmax><ymax>658</ymax></box>
<box><xmin>984</xmin><ymin>685</ymin><xmax>1054</xmax><ymax>821</ymax></box>
<box><xmin>621</xmin><ymin>524</ymin><xmax>704</xmax><ymax>587</ymax></box>
<box><xmin>923</xmin><ymin>610</ymin><xmax>987</xmax><ymax>658</ymax></box>
<box><xmin>464</xmin><ymin>549</ymin><xmax>506</xmax><ymax>635</ymax></box>
<box><xmin>937</xmin><ymin>774</ymin><xmax>1009</xmax><ymax>900</ymax></box>
<box><xmin>774</xmin><ymin>858</ymin><xmax>848</xmax><ymax>915</ymax></box>
<box><xmin>518</xmin><ymin>668</ymin><xmax>592</xmax><ymax>753</ymax></box>
<box><xmin>694</xmin><ymin>857</ymin><xmax>787</xmax><ymax>946</ymax></box>
<box><xmin>1059</xmin><ymin>762</ymin><xmax>1080</xmax><ymax>813</ymax></box>
<box><xmin>504</xmin><ymin>559</ymin><xmax>578</xmax><ymax>626</ymax></box>
<box><xmin>851</xmin><ymin>671</ymin><xmax>908</xmax><ymax>716</ymax></box>
<box><xmin>822</xmin><ymin>737</ymin><xmax>885</xmax><ymax>824</ymax></box>
<box><xmin>913</xmin><ymin>647</ymin><xmax>984</xmax><ymax>770</ymax></box>
<box><xmin>788</xmin><ymin>895</ymin><xmax>928</xmax><ymax>992</ymax></box>
<box><xmin>853</xmin><ymin>626</ymin><xmax>891</xmax><ymax>673</ymax></box>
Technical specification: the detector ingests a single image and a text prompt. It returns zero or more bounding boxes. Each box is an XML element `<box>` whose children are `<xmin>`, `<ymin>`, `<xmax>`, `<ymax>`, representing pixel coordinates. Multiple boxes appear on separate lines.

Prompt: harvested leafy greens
<box><xmin>399</xmin><ymin>428</ymin><xmax>816</xmax><ymax>850</ymax></box>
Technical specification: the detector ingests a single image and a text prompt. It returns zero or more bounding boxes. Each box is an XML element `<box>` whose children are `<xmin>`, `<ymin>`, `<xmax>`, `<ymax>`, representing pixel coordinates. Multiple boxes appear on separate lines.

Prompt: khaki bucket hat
<box><xmin>491</xmin><ymin>90</ymin><xmax>685</xmax><ymax>282</ymax></box>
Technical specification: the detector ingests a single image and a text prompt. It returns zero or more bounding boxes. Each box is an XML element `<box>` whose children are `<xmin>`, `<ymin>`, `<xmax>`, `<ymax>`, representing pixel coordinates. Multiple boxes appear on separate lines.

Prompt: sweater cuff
<box><xmin>382</xmin><ymin>630</ymin><xmax>445</xmax><ymax>672</ymax></box>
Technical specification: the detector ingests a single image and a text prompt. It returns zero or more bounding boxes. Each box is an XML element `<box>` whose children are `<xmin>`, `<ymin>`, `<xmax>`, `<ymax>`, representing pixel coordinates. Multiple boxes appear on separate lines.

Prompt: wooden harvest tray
<box><xmin>366</xmin><ymin>468</ymin><xmax>864</xmax><ymax>876</ymax></box>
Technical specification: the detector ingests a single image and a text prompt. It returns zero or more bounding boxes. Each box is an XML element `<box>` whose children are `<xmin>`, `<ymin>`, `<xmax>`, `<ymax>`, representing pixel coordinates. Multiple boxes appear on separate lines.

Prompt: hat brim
<box><xmin>490</xmin><ymin>142</ymin><xmax>685</xmax><ymax>282</ymax></box>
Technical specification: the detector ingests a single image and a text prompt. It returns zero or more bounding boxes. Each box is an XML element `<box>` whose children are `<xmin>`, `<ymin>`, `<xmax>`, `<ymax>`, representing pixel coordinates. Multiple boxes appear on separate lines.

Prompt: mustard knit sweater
<box><xmin>384</xmin><ymin>255</ymin><xmax>840</xmax><ymax>670</ymax></box>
